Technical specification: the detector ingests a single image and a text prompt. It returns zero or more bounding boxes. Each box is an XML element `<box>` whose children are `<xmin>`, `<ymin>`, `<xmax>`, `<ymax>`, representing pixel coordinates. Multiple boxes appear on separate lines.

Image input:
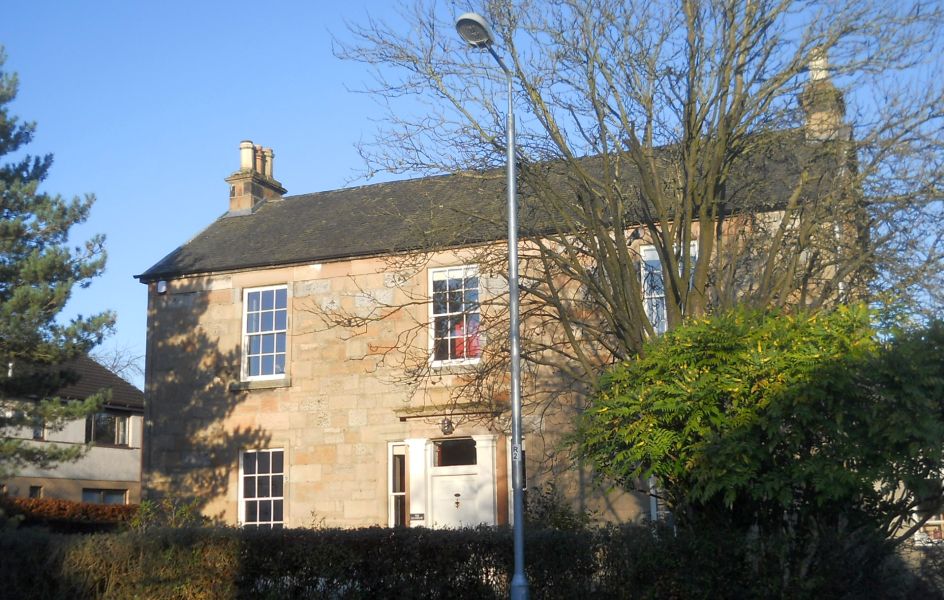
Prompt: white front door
<box><xmin>430</xmin><ymin>471</ymin><xmax>487</xmax><ymax>528</ymax></box>
<box><xmin>396</xmin><ymin>435</ymin><xmax>498</xmax><ymax>528</ymax></box>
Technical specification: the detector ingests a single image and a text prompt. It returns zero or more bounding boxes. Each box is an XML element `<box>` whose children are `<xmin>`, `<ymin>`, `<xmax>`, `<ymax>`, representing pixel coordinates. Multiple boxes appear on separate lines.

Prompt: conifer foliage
<box><xmin>0</xmin><ymin>48</ymin><xmax>114</xmax><ymax>478</ymax></box>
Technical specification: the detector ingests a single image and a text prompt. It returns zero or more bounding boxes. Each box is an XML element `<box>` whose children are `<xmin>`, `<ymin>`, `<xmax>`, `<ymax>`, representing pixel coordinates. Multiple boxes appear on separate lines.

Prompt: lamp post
<box><xmin>455</xmin><ymin>12</ymin><xmax>529</xmax><ymax>600</ymax></box>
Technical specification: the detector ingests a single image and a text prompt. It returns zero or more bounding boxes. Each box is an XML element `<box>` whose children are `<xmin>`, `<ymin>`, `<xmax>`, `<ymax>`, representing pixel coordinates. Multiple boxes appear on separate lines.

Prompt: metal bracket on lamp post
<box><xmin>456</xmin><ymin>12</ymin><xmax>529</xmax><ymax>600</ymax></box>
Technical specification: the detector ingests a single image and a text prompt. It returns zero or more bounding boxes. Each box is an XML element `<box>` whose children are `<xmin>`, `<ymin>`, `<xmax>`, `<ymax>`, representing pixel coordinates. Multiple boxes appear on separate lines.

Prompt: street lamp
<box><xmin>456</xmin><ymin>12</ymin><xmax>529</xmax><ymax>600</ymax></box>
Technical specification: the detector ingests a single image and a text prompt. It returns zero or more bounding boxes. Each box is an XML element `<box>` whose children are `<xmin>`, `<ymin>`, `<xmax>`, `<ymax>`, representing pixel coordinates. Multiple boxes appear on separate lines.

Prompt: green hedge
<box><xmin>0</xmin><ymin>524</ymin><xmax>938</xmax><ymax>599</ymax></box>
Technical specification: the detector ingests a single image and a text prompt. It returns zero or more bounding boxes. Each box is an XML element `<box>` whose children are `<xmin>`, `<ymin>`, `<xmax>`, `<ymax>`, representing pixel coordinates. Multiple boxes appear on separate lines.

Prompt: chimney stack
<box><xmin>800</xmin><ymin>48</ymin><xmax>846</xmax><ymax>141</ymax></box>
<box><xmin>225</xmin><ymin>139</ymin><xmax>287</xmax><ymax>215</ymax></box>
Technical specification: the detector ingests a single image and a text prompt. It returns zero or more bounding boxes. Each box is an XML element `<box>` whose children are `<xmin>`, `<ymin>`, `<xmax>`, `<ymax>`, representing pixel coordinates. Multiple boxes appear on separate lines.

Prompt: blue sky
<box><xmin>1</xmin><ymin>1</ymin><xmax>430</xmax><ymax>387</ymax></box>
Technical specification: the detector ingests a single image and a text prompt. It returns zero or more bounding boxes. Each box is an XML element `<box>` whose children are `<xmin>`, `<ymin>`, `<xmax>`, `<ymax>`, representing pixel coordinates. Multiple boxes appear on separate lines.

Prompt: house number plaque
<box><xmin>410</xmin><ymin>513</ymin><xmax>424</xmax><ymax>520</ymax></box>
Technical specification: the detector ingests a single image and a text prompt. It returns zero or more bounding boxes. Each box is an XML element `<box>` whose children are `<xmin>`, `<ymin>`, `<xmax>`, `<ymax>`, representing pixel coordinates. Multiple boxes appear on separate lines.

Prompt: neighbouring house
<box><xmin>2</xmin><ymin>356</ymin><xmax>144</xmax><ymax>505</ymax></box>
<box><xmin>136</xmin><ymin>68</ymin><xmax>854</xmax><ymax>529</ymax></box>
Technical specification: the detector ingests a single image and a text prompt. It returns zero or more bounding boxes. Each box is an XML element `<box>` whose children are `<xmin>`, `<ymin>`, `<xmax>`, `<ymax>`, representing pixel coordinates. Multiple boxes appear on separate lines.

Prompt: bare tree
<box><xmin>91</xmin><ymin>343</ymin><xmax>144</xmax><ymax>387</ymax></box>
<box><xmin>324</xmin><ymin>0</ymin><xmax>943</xmax><ymax>421</ymax></box>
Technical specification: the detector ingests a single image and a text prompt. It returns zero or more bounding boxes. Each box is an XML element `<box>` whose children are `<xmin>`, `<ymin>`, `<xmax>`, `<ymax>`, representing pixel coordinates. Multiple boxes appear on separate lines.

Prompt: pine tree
<box><xmin>0</xmin><ymin>48</ymin><xmax>114</xmax><ymax>478</ymax></box>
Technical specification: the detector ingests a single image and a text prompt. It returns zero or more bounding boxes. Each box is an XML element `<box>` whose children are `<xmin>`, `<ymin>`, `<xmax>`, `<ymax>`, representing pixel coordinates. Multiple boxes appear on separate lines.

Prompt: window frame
<box><xmin>238</xmin><ymin>448</ymin><xmax>286</xmax><ymax>529</ymax></box>
<box><xmin>428</xmin><ymin>265</ymin><xmax>482</xmax><ymax>367</ymax></box>
<box><xmin>85</xmin><ymin>411</ymin><xmax>130</xmax><ymax>447</ymax></box>
<box><xmin>82</xmin><ymin>488</ymin><xmax>127</xmax><ymax>505</ymax></box>
<box><xmin>387</xmin><ymin>443</ymin><xmax>408</xmax><ymax>527</ymax></box>
<box><xmin>640</xmin><ymin>243</ymin><xmax>698</xmax><ymax>335</ymax></box>
<box><xmin>31</xmin><ymin>416</ymin><xmax>45</xmax><ymax>441</ymax></box>
<box><xmin>241</xmin><ymin>285</ymin><xmax>289</xmax><ymax>381</ymax></box>
<box><xmin>432</xmin><ymin>437</ymin><xmax>478</xmax><ymax>467</ymax></box>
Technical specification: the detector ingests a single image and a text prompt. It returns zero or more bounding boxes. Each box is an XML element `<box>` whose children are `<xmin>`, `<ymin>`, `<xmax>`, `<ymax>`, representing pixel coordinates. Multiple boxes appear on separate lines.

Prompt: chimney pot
<box><xmin>809</xmin><ymin>47</ymin><xmax>829</xmax><ymax>82</ymax></box>
<box><xmin>263</xmin><ymin>147</ymin><xmax>274</xmax><ymax>178</ymax></box>
<box><xmin>239</xmin><ymin>140</ymin><xmax>254</xmax><ymax>171</ymax></box>
<box><xmin>254</xmin><ymin>145</ymin><xmax>265</xmax><ymax>174</ymax></box>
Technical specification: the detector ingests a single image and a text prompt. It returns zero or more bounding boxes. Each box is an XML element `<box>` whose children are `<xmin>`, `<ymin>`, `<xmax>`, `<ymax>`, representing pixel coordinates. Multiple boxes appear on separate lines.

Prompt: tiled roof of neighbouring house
<box><xmin>55</xmin><ymin>356</ymin><xmax>144</xmax><ymax>410</ymax></box>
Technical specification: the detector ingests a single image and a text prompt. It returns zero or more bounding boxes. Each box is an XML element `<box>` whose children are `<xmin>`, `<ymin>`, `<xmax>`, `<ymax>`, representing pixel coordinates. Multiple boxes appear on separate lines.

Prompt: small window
<box><xmin>240</xmin><ymin>449</ymin><xmax>285</xmax><ymax>528</ymax></box>
<box><xmin>82</xmin><ymin>488</ymin><xmax>127</xmax><ymax>504</ymax></box>
<box><xmin>28</xmin><ymin>485</ymin><xmax>43</xmax><ymax>499</ymax></box>
<box><xmin>243</xmin><ymin>286</ymin><xmax>288</xmax><ymax>379</ymax></box>
<box><xmin>433</xmin><ymin>438</ymin><xmax>477</xmax><ymax>467</ymax></box>
<box><xmin>31</xmin><ymin>416</ymin><xmax>45</xmax><ymax>441</ymax></box>
<box><xmin>85</xmin><ymin>412</ymin><xmax>129</xmax><ymax>446</ymax></box>
<box><xmin>431</xmin><ymin>266</ymin><xmax>480</xmax><ymax>364</ymax></box>
<box><xmin>389</xmin><ymin>444</ymin><xmax>407</xmax><ymax>527</ymax></box>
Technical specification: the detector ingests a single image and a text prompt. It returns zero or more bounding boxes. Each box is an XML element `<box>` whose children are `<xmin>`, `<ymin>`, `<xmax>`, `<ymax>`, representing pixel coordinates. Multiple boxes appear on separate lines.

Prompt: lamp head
<box><xmin>456</xmin><ymin>12</ymin><xmax>494</xmax><ymax>49</ymax></box>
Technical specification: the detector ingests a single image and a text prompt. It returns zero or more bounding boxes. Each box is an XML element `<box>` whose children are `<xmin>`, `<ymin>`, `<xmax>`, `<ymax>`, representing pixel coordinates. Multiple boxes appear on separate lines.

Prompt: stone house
<box><xmin>3</xmin><ymin>356</ymin><xmax>144</xmax><ymax>504</ymax></box>
<box><xmin>137</xmin><ymin>65</ymin><xmax>852</xmax><ymax>528</ymax></box>
<box><xmin>136</xmin><ymin>141</ymin><xmax>650</xmax><ymax>528</ymax></box>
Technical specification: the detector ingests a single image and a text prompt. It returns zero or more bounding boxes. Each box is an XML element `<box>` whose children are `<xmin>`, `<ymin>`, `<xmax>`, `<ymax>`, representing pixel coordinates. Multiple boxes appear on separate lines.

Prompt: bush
<box><xmin>0</xmin><ymin>524</ymin><xmax>939</xmax><ymax>599</ymax></box>
<box><xmin>525</xmin><ymin>482</ymin><xmax>595</xmax><ymax>531</ymax></box>
<box><xmin>0</xmin><ymin>496</ymin><xmax>137</xmax><ymax>532</ymax></box>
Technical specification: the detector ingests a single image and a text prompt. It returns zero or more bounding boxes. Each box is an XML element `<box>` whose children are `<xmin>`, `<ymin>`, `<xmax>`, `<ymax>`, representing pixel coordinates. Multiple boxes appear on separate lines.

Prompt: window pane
<box><xmin>249</xmin><ymin>357</ymin><xmax>260</xmax><ymax>377</ymax></box>
<box><xmin>272</xmin><ymin>450</ymin><xmax>284</xmax><ymax>474</ymax></box>
<box><xmin>261</xmin><ymin>312</ymin><xmax>274</xmax><ymax>331</ymax></box>
<box><xmin>434</xmin><ymin>316</ymin><xmax>449</xmax><ymax>338</ymax></box>
<box><xmin>274</xmin><ymin>355</ymin><xmax>285</xmax><ymax>375</ymax></box>
<box><xmin>247</xmin><ymin>313</ymin><xmax>260</xmax><ymax>334</ymax></box>
<box><xmin>275</xmin><ymin>333</ymin><xmax>286</xmax><ymax>353</ymax></box>
<box><xmin>249</xmin><ymin>335</ymin><xmax>261</xmax><ymax>354</ymax></box>
<box><xmin>257</xmin><ymin>452</ymin><xmax>270</xmax><ymax>474</ymax></box>
<box><xmin>103</xmin><ymin>490</ymin><xmax>126</xmax><ymax>505</ymax></box>
<box><xmin>272</xmin><ymin>476</ymin><xmax>283</xmax><ymax>497</ymax></box>
<box><xmin>246</xmin><ymin>500</ymin><xmax>258</xmax><ymax>522</ymax></box>
<box><xmin>393</xmin><ymin>454</ymin><xmax>405</xmax><ymax>494</ymax></box>
<box><xmin>433</xmin><ymin>291</ymin><xmax>446</xmax><ymax>315</ymax></box>
<box><xmin>434</xmin><ymin>438</ymin><xmax>477</xmax><ymax>466</ymax></box>
<box><xmin>466</xmin><ymin>314</ymin><xmax>481</xmax><ymax>358</ymax></box>
<box><xmin>273</xmin><ymin>500</ymin><xmax>283</xmax><ymax>522</ymax></box>
<box><xmin>464</xmin><ymin>287</ymin><xmax>479</xmax><ymax>310</ymax></box>
<box><xmin>261</xmin><ymin>290</ymin><xmax>274</xmax><ymax>310</ymax></box>
<box><xmin>448</xmin><ymin>289</ymin><xmax>462</xmax><ymax>313</ymax></box>
<box><xmin>261</xmin><ymin>356</ymin><xmax>274</xmax><ymax>375</ymax></box>
<box><xmin>82</xmin><ymin>489</ymin><xmax>100</xmax><ymax>503</ymax></box>
<box><xmin>116</xmin><ymin>416</ymin><xmax>128</xmax><ymax>445</ymax></box>
<box><xmin>94</xmin><ymin>414</ymin><xmax>114</xmax><ymax>443</ymax></box>
<box><xmin>394</xmin><ymin>496</ymin><xmax>406</xmax><ymax>527</ymax></box>
<box><xmin>258</xmin><ymin>476</ymin><xmax>270</xmax><ymax>498</ymax></box>
<box><xmin>644</xmin><ymin>262</ymin><xmax>664</xmax><ymax>294</ymax></box>
<box><xmin>434</xmin><ymin>339</ymin><xmax>449</xmax><ymax>361</ymax></box>
<box><xmin>274</xmin><ymin>310</ymin><xmax>287</xmax><ymax>330</ymax></box>
<box><xmin>432</xmin><ymin>279</ymin><xmax>446</xmax><ymax>294</ymax></box>
<box><xmin>243</xmin><ymin>476</ymin><xmax>256</xmax><ymax>498</ymax></box>
<box><xmin>275</xmin><ymin>288</ymin><xmax>287</xmax><ymax>309</ymax></box>
<box><xmin>244</xmin><ymin>453</ymin><xmax>256</xmax><ymax>474</ymax></box>
<box><xmin>262</xmin><ymin>334</ymin><xmax>275</xmax><ymax>354</ymax></box>
<box><xmin>248</xmin><ymin>292</ymin><xmax>260</xmax><ymax>312</ymax></box>
<box><xmin>259</xmin><ymin>500</ymin><xmax>272</xmax><ymax>522</ymax></box>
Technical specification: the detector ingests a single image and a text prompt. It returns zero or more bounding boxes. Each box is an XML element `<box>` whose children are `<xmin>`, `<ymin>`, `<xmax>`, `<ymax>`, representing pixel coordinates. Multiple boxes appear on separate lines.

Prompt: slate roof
<box><xmin>137</xmin><ymin>133</ymin><xmax>838</xmax><ymax>283</ymax></box>
<box><xmin>138</xmin><ymin>171</ymin><xmax>509</xmax><ymax>282</ymax></box>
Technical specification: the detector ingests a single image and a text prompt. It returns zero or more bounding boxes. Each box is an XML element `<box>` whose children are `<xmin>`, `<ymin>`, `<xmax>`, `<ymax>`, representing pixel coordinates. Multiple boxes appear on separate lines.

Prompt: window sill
<box><xmin>230</xmin><ymin>377</ymin><xmax>292</xmax><ymax>392</ymax></box>
<box><xmin>430</xmin><ymin>358</ymin><xmax>481</xmax><ymax>371</ymax></box>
